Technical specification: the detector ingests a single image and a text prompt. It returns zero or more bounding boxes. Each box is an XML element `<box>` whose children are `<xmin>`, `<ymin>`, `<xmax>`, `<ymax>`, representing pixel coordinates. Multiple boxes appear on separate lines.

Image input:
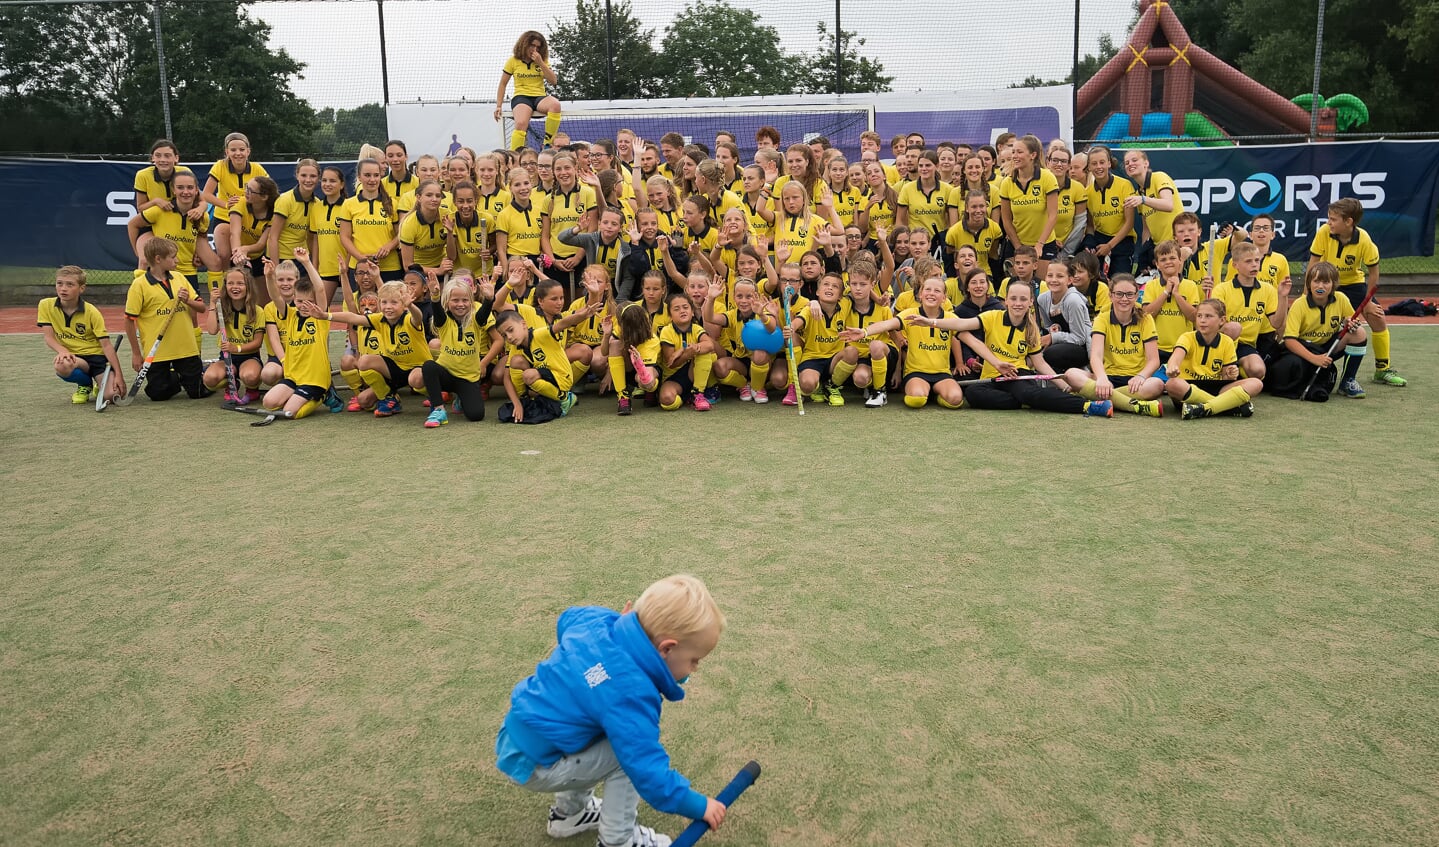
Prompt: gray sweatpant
<box><xmin>519</xmin><ymin>737</ymin><xmax>639</xmax><ymax>847</ymax></box>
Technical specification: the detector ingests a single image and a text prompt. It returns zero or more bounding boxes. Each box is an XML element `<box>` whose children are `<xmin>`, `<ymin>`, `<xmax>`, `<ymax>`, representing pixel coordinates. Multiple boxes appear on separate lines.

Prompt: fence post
<box><xmin>834</xmin><ymin>0</ymin><xmax>843</xmax><ymax>95</ymax></box>
<box><xmin>605</xmin><ymin>0</ymin><xmax>615</xmax><ymax>100</ymax></box>
<box><xmin>152</xmin><ymin>0</ymin><xmax>173</xmax><ymax>141</ymax></box>
<box><xmin>1310</xmin><ymin>0</ymin><xmax>1325</xmax><ymax>141</ymax></box>
<box><xmin>377</xmin><ymin>0</ymin><xmax>391</xmax><ymax>105</ymax></box>
<box><xmin>1072</xmin><ymin>0</ymin><xmax>1080</xmax><ymax>144</ymax></box>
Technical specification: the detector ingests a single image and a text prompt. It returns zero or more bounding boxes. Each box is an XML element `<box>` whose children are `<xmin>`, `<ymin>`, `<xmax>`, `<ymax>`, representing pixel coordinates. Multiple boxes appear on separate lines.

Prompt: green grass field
<box><xmin>2</xmin><ymin>330</ymin><xmax>1436</xmax><ymax>847</ymax></box>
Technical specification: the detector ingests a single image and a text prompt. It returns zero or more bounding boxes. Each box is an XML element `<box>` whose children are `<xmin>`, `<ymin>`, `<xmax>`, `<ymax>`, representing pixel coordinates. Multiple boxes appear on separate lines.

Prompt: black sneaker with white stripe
<box><xmin>547</xmin><ymin>795</ymin><xmax>602</xmax><ymax>837</ymax></box>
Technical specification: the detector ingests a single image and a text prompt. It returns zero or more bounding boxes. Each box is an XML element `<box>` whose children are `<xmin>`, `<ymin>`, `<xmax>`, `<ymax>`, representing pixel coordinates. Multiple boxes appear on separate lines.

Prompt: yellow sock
<box><xmin>544</xmin><ymin>112</ymin><xmax>562</xmax><ymax>145</ymax></box>
<box><xmin>1110</xmin><ymin>385</ymin><xmax>1134</xmax><ymax>406</ymax></box>
<box><xmin>750</xmin><ymin>360</ymin><xmax>771</xmax><ymax>389</ymax></box>
<box><xmin>1184</xmin><ymin>386</ymin><xmax>1218</xmax><ymax>405</ymax></box>
<box><xmin>1207</xmin><ymin>385</ymin><xmax>1251</xmax><ymax>415</ymax></box>
<box><xmin>832</xmin><ymin>360</ymin><xmax>857</xmax><ymax>388</ymax></box>
<box><xmin>293</xmin><ymin>398</ymin><xmax>321</xmax><ymax>419</ymax></box>
<box><xmin>1371</xmin><ymin>329</ymin><xmax>1391</xmax><ymax>370</ymax></box>
<box><xmin>360</xmin><ymin>368</ymin><xmax>390</xmax><ymax>397</ymax></box>
<box><xmin>1077</xmin><ymin>379</ymin><xmax>1098</xmax><ymax>401</ymax></box>
<box><xmin>904</xmin><ymin>393</ymin><xmax>928</xmax><ymax>408</ymax></box>
<box><xmin>937</xmin><ymin>395</ymin><xmax>962</xmax><ymax>409</ymax></box>
<box><xmin>570</xmin><ymin>359</ymin><xmax>590</xmax><ymax>386</ymax></box>
<box><xmin>509</xmin><ymin>367</ymin><xmax>525</xmax><ymax>396</ymax></box>
<box><xmin>341</xmin><ymin>368</ymin><xmax>364</xmax><ymax>393</ymax></box>
<box><xmin>719</xmin><ymin>370</ymin><xmax>747</xmax><ymax>389</ymax></box>
<box><xmin>608</xmin><ymin>356</ymin><xmax>628</xmax><ymax>394</ymax></box>
<box><xmin>509</xmin><ymin>129</ymin><xmax>528</xmax><ymax>151</ymax></box>
<box><xmin>870</xmin><ymin>355</ymin><xmax>887</xmax><ymax>390</ymax></box>
<box><xmin>660</xmin><ymin>395</ymin><xmax>683</xmax><ymax>411</ymax></box>
<box><xmin>692</xmin><ymin>353</ymin><xmax>715</xmax><ymax>393</ymax></box>
<box><xmin>530</xmin><ymin>379</ymin><xmax>561</xmax><ymax>401</ymax></box>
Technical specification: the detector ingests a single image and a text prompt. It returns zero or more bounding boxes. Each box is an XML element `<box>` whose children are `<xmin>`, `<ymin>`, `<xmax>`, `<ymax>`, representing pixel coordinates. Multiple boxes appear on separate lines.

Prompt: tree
<box><xmin>655</xmin><ymin>0</ymin><xmax>794</xmax><ymax>97</ymax></box>
<box><xmin>547</xmin><ymin>0</ymin><xmax>663</xmax><ymax>100</ymax></box>
<box><xmin>311</xmin><ymin>103</ymin><xmax>387</xmax><ymax>158</ymax></box>
<box><xmin>1011</xmin><ymin>33</ymin><xmax>1120</xmax><ymax>89</ymax></box>
<box><xmin>0</xmin><ymin>0</ymin><xmax>316</xmax><ymax>156</ymax></box>
<box><xmin>1170</xmin><ymin>0</ymin><xmax>1439</xmax><ymax>133</ymax></box>
<box><xmin>791</xmin><ymin>22</ymin><xmax>893</xmax><ymax>95</ymax></box>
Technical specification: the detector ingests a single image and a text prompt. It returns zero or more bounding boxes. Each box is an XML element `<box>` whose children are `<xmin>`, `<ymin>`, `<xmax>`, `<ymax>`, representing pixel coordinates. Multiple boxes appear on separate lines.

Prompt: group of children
<box><xmin>41</xmin><ymin>80</ymin><xmax>1407</xmax><ymax>427</ymax></box>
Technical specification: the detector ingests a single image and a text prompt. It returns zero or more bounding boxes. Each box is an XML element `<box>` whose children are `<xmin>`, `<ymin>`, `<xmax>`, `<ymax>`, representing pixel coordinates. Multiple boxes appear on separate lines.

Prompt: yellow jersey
<box><xmin>1309</xmin><ymin>225</ymin><xmax>1379</xmax><ymax>286</ymax></box>
<box><xmin>398</xmin><ymin>208</ymin><xmax>450</xmax><ymax>267</ymax></box>
<box><xmin>1173</xmin><ymin>330</ymin><xmax>1237</xmax><ymax>381</ymax></box>
<box><xmin>514</xmin><ymin>323</ymin><xmax>573</xmax><ymax>390</ymax></box>
<box><xmin>140</xmin><ymin>205</ymin><xmax>209</xmax><ymax>276</ymax></box>
<box><xmin>865</xmin><ymin>192</ymin><xmax>895</xmax><ymax>241</ymax></box>
<box><xmin>1227</xmin><ymin>249</ymin><xmax>1290</xmax><ymax>289</ymax></box>
<box><xmin>218</xmin><ymin>303</ymin><xmax>263</xmax><ymax>353</ymax></box>
<box><xmin>272</xmin><ymin>188</ymin><xmax>315</xmax><ymax>260</ymax></box>
<box><xmin>477</xmin><ymin>186</ymin><xmax>512</xmax><ymax>219</ymax></box>
<box><xmin>827</xmin><ymin>185</ymin><xmax>866</xmax><ymax>229</ymax></box>
<box><xmin>124</xmin><ymin>271</ymin><xmax>199</xmax><ymax>362</ymax></box>
<box><xmin>564</xmin><ymin>297</ymin><xmax>608</xmax><ymax>347</ymax></box>
<box><xmin>946</xmin><ymin>218</ymin><xmax>1002</xmax><ymax>260</ymax></box>
<box><xmin>1214</xmin><ymin>279</ymin><xmax>1279</xmax><ymax>344</ymax></box>
<box><xmin>381</xmin><ymin>171</ymin><xmax>418</xmax><ymax>203</ymax></box>
<box><xmin>452</xmin><ymin>212</ymin><xmax>497</xmax><ymax>274</ymax></box>
<box><xmin>434</xmin><ymin>305</ymin><xmax>488</xmax><ymax>382</ymax></box>
<box><xmin>229</xmin><ymin>202</ymin><xmax>274</xmax><ymax>250</ymax></box>
<box><xmin>1076</xmin><ymin>280</ymin><xmax>1111</xmax><ymax>318</ymax></box>
<box><xmin>309</xmin><ymin>197</ymin><xmax>347</xmax><ymax>278</ymax></box>
<box><xmin>339</xmin><ymin>194</ymin><xmax>400</xmax><ymax>271</ymax></box>
<box><xmin>542</xmin><ymin>184</ymin><xmax>597</xmax><ymax>259</ymax></box>
<box><xmin>1086</xmin><ymin>174</ymin><xmax>1135</xmax><ymax>238</ymax></box>
<box><xmin>365</xmin><ymin>311</ymin><xmax>431</xmax><ymax>369</ymax></box>
<box><xmin>702</xmin><ymin>190</ymin><xmax>745</xmax><ymax>230</ymax></box>
<box><xmin>794</xmin><ymin>302</ymin><xmax>849</xmax><ymax>362</ymax></box>
<box><xmin>1183</xmin><ymin>236</ymin><xmax>1233</xmax><ymax>286</ymax></box>
<box><xmin>897</xmin><ymin>180</ymin><xmax>951</xmax><ymax>236</ymax></box>
<box><xmin>495</xmin><ymin>200</ymin><xmax>544</xmax><ymax>258</ymax></box>
<box><xmin>134</xmin><ymin>164</ymin><xmax>193</xmax><ymax>203</ymax></box>
<box><xmin>658</xmin><ymin>320</ymin><xmax>708</xmax><ymax>378</ymax></box>
<box><xmin>898</xmin><ymin>307</ymin><xmax>957</xmax><ymax>375</ymax></box>
<box><xmin>742</xmin><ymin>194</ymin><xmax>774</xmax><ymax>243</ymax></box>
<box><xmin>262</xmin><ymin>300</ymin><xmax>291</xmax><ymax>357</ymax></box>
<box><xmin>207</xmin><ymin>160</ymin><xmax>268</xmax><ymax>210</ymax></box>
<box><xmin>776</xmin><ymin>213</ymin><xmax>828</xmax><ymax>258</ymax></box>
<box><xmin>37</xmin><ymin>297</ymin><xmax>107</xmax><ymax>356</ymax></box>
<box><xmin>1141</xmin><ymin>277</ymin><xmax>1202</xmax><ymax>350</ymax></box>
<box><xmin>717</xmin><ymin>307</ymin><xmax>764</xmax><ymax>357</ymax></box>
<box><xmin>277</xmin><ymin>306</ymin><xmax>332</xmax><ymax>388</ymax></box>
<box><xmin>976</xmin><ymin>309</ymin><xmax>1041</xmax><ymax>377</ymax></box>
<box><xmin>1091</xmin><ymin>310</ymin><xmax>1157</xmax><ymax>377</ymax></box>
<box><xmin>502</xmin><ymin>56</ymin><xmax>547</xmax><ymax>97</ymax></box>
<box><xmin>999</xmin><ymin>168</ymin><xmax>1060</xmax><ymax>245</ymax></box>
<box><xmin>1134</xmin><ymin>169</ymin><xmax>1181</xmax><ymax>243</ymax></box>
<box><xmin>844</xmin><ymin>297</ymin><xmax>894</xmax><ymax>350</ymax></box>
<box><xmin>1284</xmin><ymin>292</ymin><xmax>1355</xmax><ymax>345</ymax></box>
<box><xmin>654</xmin><ymin>206</ymin><xmax>682</xmax><ymax>237</ymax></box>
<box><xmin>1053</xmin><ymin>178</ymin><xmax>1086</xmax><ymax>244</ymax></box>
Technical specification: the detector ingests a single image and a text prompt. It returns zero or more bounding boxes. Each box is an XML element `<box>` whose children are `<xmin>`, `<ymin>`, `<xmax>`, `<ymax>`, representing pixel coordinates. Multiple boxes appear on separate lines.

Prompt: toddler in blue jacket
<box><xmin>496</xmin><ymin>575</ymin><xmax>728</xmax><ymax>847</ymax></box>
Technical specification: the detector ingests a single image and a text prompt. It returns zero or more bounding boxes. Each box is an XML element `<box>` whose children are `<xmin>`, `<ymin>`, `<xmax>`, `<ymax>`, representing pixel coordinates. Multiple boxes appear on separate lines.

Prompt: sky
<box><xmin>254</xmin><ymin>0</ymin><xmax>1135</xmax><ymax>110</ymax></box>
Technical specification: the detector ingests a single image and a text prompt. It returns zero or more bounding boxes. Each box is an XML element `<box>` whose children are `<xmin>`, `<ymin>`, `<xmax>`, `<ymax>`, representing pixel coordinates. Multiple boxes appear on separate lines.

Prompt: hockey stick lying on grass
<box><xmin>95</xmin><ymin>334</ymin><xmax>126</xmax><ymax>411</ymax></box>
<box><xmin>116</xmin><ymin>298</ymin><xmax>183</xmax><ymax>406</ymax></box>
<box><xmin>226</xmin><ymin>405</ymin><xmax>295</xmax><ymax>427</ymax></box>
<box><xmin>961</xmin><ymin>373</ymin><xmax>1060</xmax><ymax>387</ymax></box>
<box><xmin>671</xmin><ymin>761</ymin><xmax>761</xmax><ymax>847</ymax></box>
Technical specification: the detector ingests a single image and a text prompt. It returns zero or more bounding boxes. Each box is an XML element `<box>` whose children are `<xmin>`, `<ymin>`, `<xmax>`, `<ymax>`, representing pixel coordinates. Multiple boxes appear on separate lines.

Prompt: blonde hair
<box><xmin>377</xmin><ymin>280</ymin><xmax>408</xmax><ymax>302</ymax></box>
<box><xmin>56</xmin><ymin>265</ymin><xmax>87</xmax><ymax>285</ymax></box>
<box><xmin>274</xmin><ymin>259</ymin><xmax>300</xmax><ymax>279</ymax></box>
<box><xmin>635</xmin><ymin>574</ymin><xmax>725</xmax><ymax>641</ymax></box>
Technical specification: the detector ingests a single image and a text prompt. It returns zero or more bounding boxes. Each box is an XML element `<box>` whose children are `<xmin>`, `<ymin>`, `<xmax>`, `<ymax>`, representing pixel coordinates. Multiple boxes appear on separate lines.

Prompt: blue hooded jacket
<box><xmin>495</xmin><ymin>607</ymin><xmax>708</xmax><ymax>821</ymax></box>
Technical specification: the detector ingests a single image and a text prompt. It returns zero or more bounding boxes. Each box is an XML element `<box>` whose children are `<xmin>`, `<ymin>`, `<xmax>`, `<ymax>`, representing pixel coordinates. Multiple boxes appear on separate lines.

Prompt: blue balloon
<box><xmin>740</xmin><ymin>318</ymin><xmax>784</xmax><ymax>354</ymax></box>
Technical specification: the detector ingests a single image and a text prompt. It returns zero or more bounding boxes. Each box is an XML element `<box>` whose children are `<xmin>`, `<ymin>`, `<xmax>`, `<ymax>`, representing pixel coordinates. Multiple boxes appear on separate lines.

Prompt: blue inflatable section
<box><xmin>1097</xmin><ymin>112</ymin><xmax>1176</xmax><ymax>141</ymax></box>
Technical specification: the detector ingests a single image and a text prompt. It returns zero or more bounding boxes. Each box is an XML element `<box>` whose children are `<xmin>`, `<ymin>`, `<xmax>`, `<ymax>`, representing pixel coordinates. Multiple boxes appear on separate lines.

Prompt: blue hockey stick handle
<box><xmin>671</xmin><ymin>760</ymin><xmax>761</xmax><ymax>847</ymax></box>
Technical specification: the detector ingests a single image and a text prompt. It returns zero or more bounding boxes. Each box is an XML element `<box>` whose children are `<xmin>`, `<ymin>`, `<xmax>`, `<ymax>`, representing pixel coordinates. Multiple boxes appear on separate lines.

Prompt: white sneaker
<box><xmin>865</xmin><ymin>389</ymin><xmax>887</xmax><ymax>408</ymax></box>
<box><xmin>599</xmin><ymin>825</ymin><xmax>672</xmax><ymax>847</ymax></box>
<box><xmin>548</xmin><ymin>796</ymin><xmax>602</xmax><ymax>838</ymax></box>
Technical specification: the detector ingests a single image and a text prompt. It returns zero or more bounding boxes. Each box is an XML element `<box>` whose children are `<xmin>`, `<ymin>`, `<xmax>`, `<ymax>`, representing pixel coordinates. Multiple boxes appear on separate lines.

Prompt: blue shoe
<box><xmin>1338</xmin><ymin>378</ymin><xmax>1366</xmax><ymax>398</ymax></box>
<box><xmin>560</xmin><ymin>391</ymin><xmax>576</xmax><ymax>416</ymax></box>
<box><xmin>374</xmin><ymin>395</ymin><xmax>401</xmax><ymax>417</ymax></box>
<box><xmin>424</xmin><ymin>407</ymin><xmax>449</xmax><ymax>428</ymax></box>
<box><xmin>323</xmin><ymin>388</ymin><xmax>344</xmax><ymax>414</ymax></box>
<box><xmin>1084</xmin><ymin>399</ymin><xmax>1114</xmax><ymax>418</ymax></box>
<box><xmin>452</xmin><ymin>395</ymin><xmax>463</xmax><ymax>414</ymax></box>
<box><xmin>704</xmin><ymin>386</ymin><xmax>721</xmax><ymax>405</ymax></box>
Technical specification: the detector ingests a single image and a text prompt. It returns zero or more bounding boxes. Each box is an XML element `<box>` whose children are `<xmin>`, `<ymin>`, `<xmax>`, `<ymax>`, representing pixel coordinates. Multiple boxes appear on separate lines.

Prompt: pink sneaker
<box><xmin>739</xmin><ymin>385</ymin><xmax>754</xmax><ymax>401</ymax></box>
<box><xmin>222</xmin><ymin>390</ymin><xmax>240</xmax><ymax>405</ymax></box>
<box><xmin>782</xmin><ymin>384</ymin><xmax>797</xmax><ymax>406</ymax></box>
<box><xmin>241</xmin><ymin>389</ymin><xmax>262</xmax><ymax>405</ymax></box>
<box><xmin>752</xmin><ymin>388</ymin><xmax>769</xmax><ymax>404</ymax></box>
<box><xmin>692</xmin><ymin>393</ymin><xmax>711</xmax><ymax>411</ymax></box>
<box><xmin>345</xmin><ymin>396</ymin><xmax>363</xmax><ymax>412</ymax></box>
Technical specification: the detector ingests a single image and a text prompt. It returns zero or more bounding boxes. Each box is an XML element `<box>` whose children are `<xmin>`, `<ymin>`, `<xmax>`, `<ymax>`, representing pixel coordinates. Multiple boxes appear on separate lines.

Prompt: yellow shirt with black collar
<box><xmin>140</xmin><ymin>205</ymin><xmax>209</xmax><ymax>276</ymax></box>
<box><xmin>899</xmin><ymin>307</ymin><xmax>958</xmax><ymax>375</ymax></box>
<box><xmin>1284</xmin><ymin>291</ymin><xmax>1354</xmax><ymax>345</ymax></box>
<box><xmin>897</xmin><ymin>180</ymin><xmax>952</xmax><ymax>236</ymax></box>
<box><xmin>452</xmin><ymin>211</ymin><xmax>498</xmax><ymax>274</ymax></box>
<box><xmin>542</xmin><ymin>184</ymin><xmax>597</xmax><ymax>260</ymax></box>
<box><xmin>38</xmin><ymin>297</ymin><xmax>108</xmax><ymax>356</ymax></box>
<box><xmin>976</xmin><ymin>309</ymin><xmax>1041</xmax><ymax>377</ymax></box>
<box><xmin>339</xmin><ymin>194</ymin><xmax>400</xmax><ymax>271</ymax></box>
<box><xmin>946</xmin><ymin>217</ymin><xmax>1003</xmax><ymax>260</ymax></box>
<box><xmin>364</xmin><ymin>311</ymin><xmax>432</xmax><ymax>369</ymax></box>
<box><xmin>1092</xmin><ymin>310</ymin><xmax>1157</xmax><ymax>377</ymax></box>
<box><xmin>134</xmin><ymin>165</ymin><xmax>194</xmax><ymax>203</ymax></box>
<box><xmin>434</xmin><ymin>305</ymin><xmax>489</xmax><ymax>382</ymax></box>
<box><xmin>1141</xmin><ymin>276</ymin><xmax>1202</xmax><ymax>351</ymax></box>
<box><xmin>658</xmin><ymin>320</ymin><xmax>708</xmax><ymax>378</ymax></box>
<box><xmin>495</xmin><ymin>200</ymin><xmax>544</xmax><ymax>258</ymax></box>
<box><xmin>279</xmin><ymin>307</ymin><xmax>333</xmax><ymax>388</ymax></box>
<box><xmin>207</xmin><ymin>160</ymin><xmax>269</xmax><ymax>210</ymax></box>
<box><xmin>125</xmin><ymin>270</ymin><xmax>199</xmax><ymax>362</ymax></box>
<box><xmin>1214</xmin><ymin>278</ymin><xmax>1279</xmax><ymax>345</ymax></box>
<box><xmin>502</xmin><ymin>56</ymin><xmax>547</xmax><ymax>98</ymax></box>
<box><xmin>776</xmin><ymin>213</ymin><xmax>828</xmax><ymax>258</ymax></box>
<box><xmin>1086</xmin><ymin>174</ymin><xmax>1136</xmax><ymax>238</ymax></box>
<box><xmin>1173</xmin><ymin>330</ymin><xmax>1237</xmax><ymax>381</ymax></box>
<box><xmin>1310</xmin><ymin>224</ymin><xmax>1379</xmax><ymax>286</ymax></box>
<box><xmin>309</xmin><ymin>197</ymin><xmax>347</xmax><ymax>277</ymax></box>
<box><xmin>382</xmin><ymin>171</ymin><xmax>419</xmax><ymax>204</ymax></box>
<box><xmin>1134</xmin><ymin>169</ymin><xmax>1181</xmax><ymax>243</ymax></box>
<box><xmin>398</xmin><ymin>208</ymin><xmax>450</xmax><ymax>267</ymax></box>
<box><xmin>272</xmin><ymin>188</ymin><xmax>315</xmax><ymax>260</ymax></box>
<box><xmin>999</xmin><ymin>168</ymin><xmax>1060</xmax><ymax>245</ymax></box>
<box><xmin>793</xmin><ymin>301</ymin><xmax>849</xmax><ymax>363</ymax></box>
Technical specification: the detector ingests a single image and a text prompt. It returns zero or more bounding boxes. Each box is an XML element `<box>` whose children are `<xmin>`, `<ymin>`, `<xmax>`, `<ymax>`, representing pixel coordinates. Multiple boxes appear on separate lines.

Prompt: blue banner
<box><xmin>0</xmin><ymin>158</ymin><xmax>347</xmax><ymax>272</ymax></box>
<box><xmin>1142</xmin><ymin>141</ymin><xmax>1439</xmax><ymax>259</ymax></box>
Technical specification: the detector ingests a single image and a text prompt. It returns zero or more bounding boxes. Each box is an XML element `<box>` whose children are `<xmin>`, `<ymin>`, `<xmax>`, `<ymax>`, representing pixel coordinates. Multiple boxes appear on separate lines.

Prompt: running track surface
<box><xmin>2</xmin><ymin>306</ymin><xmax>1436</xmax><ymax>335</ymax></box>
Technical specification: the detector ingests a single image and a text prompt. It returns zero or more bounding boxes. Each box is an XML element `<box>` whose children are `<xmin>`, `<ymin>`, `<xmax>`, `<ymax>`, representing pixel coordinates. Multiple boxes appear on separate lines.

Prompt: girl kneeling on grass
<box><xmin>841</xmin><ymin>269</ymin><xmax>965</xmax><ymax>410</ymax></box>
<box><xmin>1164</xmin><ymin>298</ymin><xmax>1263</xmax><ymax>420</ymax></box>
<box><xmin>658</xmin><ymin>291</ymin><xmax>717</xmax><ymax>411</ymax></box>
<box><xmin>704</xmin><ymin>276</ymin><xmax>777</xmax><ymax>402</ymax></box>
<box><xmin>420</xmin><ymin>276</ymin><xmax>499</xmax><ymax>426</ymax></box>
<box><xmin>203</xmin><ymin>266</ymin><xmax>265</xmax><ymax>404</ymax></box>
<box><xmin>324</xmin><ymin>280</ymin><xmax>431</xmax><ymax>417</ymax></box>
<box><xmin>957</xmin><ymin>283</ymin><xmax>1113</xmax><ymax>416</ymax></box>
<box><xmin>1062</xmin><ymin>273</ymin><xmax>1165</xmax><ymax>416</ymax></box>
<box><xmin>271</xmin><ymin>274</ymin><xmax>337</xmax><ymax>419</ymax></box>
<box><xmin>494</xmin><ymin>293</ymin><xmax>603</xmax><ymax>421</ymax></box>
<box><xmin>606</xmin><ymin>301</ymin><xmax>662</xmax><ymax>416</ymax></box>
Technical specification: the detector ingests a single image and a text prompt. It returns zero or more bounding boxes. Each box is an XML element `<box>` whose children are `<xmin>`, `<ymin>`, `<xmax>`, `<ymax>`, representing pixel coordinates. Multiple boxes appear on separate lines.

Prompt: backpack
<box><xmin>1383</xmin><ymin>298</ymin><xmax>1436</xmax><ymax>317</ymax></box>
<box><xmin>498</xmin><ymin>395</ymin><xmax>563</xmax><ymax>424</ymax></box>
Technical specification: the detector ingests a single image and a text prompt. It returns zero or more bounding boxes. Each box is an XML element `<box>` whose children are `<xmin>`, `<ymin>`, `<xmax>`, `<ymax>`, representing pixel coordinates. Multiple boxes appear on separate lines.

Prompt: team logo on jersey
<box><xmin>398</xmin><ymin>331</ymin><xmax>411</xmax><ymax>346</ymax></box>
<box><xmin>1110</xmin><ymin>197</ymin><xmax>1120</xmax><ymax>208</ymax></box>
<box><xmin>75</xmin><ymin>322</ymin><xmax>86</xmax><ymax>335</ymax></box>
<box><xmin>463</xmin><ymin>331</ymin><xmax>476</xmax><ymax>346</ymax></box>
<box><xmin>1016</xmin><ymin>341</ymin><xmax>1031</xmax><ymax>354</ymax></box>
<box><xmin>304</xmin><ymin>319</ymin><xmax>317</xmax><ymax>335</ymax></box>
<box><xmin>365</xmin><ymin>335</ymin><xmax>379</xmax><ymax>350</ymax></box>
<box><xmin>1344</xmin><ymin>254</ymin><xmax>1356</xmax><ymax>265</ymax></box>
<box><xmin>1130</xmin><ymin>331</ymin><xmax>1141</xmax><ymax>344</ymax></box>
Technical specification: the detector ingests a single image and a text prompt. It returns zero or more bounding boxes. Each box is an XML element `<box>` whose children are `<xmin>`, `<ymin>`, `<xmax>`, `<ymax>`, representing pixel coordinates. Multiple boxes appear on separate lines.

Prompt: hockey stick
<box><xmin>210</xmin><ymin>279</ymin><xmax>240</xmax><ymax>401</ymax></box>
<box><xmin>95</xmin><ymin>333</ymin><xmax>126</xmax><ymax>411</ymax></box>
<box><xmin>117</xmin><ymin>296</ymin><xmax>184</xmax><ymax>406</ymax></box>
<box><xmin>1300</xmin><ymin>282</ymin><xmax>1377</xmax><ymax>400</ymax></box>
<box><xmin>962</xmin><ymin>373</ymin><xmax>1060</xmax><ymax>387</ymax></box>
<box><xmin>671</xmin><ymin>761</ymin><xmax>761</xmax><ymax>847</ymax></box>
<box><xmin>226</xmin><ymin>405</ymin><xmax>295</xmax><ymax>427</ymax></box>
<box><xmin>780</xmin><ymin>285</ymin><xmax>804</xmax><ymax>415</ymax></box>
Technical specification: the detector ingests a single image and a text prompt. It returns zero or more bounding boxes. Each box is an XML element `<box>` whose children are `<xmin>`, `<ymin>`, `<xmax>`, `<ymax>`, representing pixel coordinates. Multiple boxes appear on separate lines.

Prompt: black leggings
<box><xmin>145</xmin><ymin>355</ymin><xmax>205</xmax><ymax>401</ymax></box>
<box><xmin>963</xmin><ymin>378</ymin><xmax>1087</xmax><ymax>413</ymax></box>
<box><xmin>421</xmin><ymin>360</ymin><xmax>486</xmax><ymax>421</ymax></box>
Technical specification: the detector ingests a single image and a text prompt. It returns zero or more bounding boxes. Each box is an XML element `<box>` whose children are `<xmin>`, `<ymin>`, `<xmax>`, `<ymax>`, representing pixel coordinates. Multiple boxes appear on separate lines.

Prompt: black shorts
<box><xmin>797</xmin><ymin>358</ymin><xmax>831</xmax><ymax>380</ymax></box>
<box><xmin>1191</xmin><ymin>378</ymin><xmax>1229</xmax><ymax>396</ymax></box>
<box><xmin>663</xmin><ymin>366</ymin><xmax>696</xmax><ymax>397</ymax></box>
<box><xmin>230</xmin><ymin>352</ymin><xmax>261</xmax><ymax>369</ymax></box>
<box><xmin>380</xmin><ymin>268</ymin><xmax>407</xmax><ymax>283</ymax></box>
<box><xmin>82</xmin><ymin>354</ymin><xmax>110</xmax><ymax>374</ymax></box>
<box><xmin>380</xmin><ymin>356</ymin><xmax>417</xmax><ymax>391</ymax></box>
<box><xmin>279</xmin><ymin>379</ymin><xmax>326</xmax><ymax>401</ymax></box>
<box><xmin>1237</xmin><ymin>334</ymin><xmax>1277</xmax><ymax>362</ymax></box>
<box><xmin>511</xmin><ymin>94</ymin><xmax>546</xmax><ymax>113</ymax></box>
<box><xmin>1039</xmin><ymin>241</ymin><xmax>1059</xmax><ymax>261</ymax></box>
<box><xmin>905</xmin><ymin>371</ymin><xmax>954</xmax><ymax>387</ymax></box>
<box><xmin>532</xmin><ymin>366</ymin><xmax>564</xmax><ymax>394</ymax></box>
<box><xmin>1338</xmin><ymin>283</ymin><xmax>1369</xmax><ymax>312</ymax></box>
<box><xmin>266</xmin><ymin>355</ymin><xmax>283</xmax><ymax>367</ymax></box>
